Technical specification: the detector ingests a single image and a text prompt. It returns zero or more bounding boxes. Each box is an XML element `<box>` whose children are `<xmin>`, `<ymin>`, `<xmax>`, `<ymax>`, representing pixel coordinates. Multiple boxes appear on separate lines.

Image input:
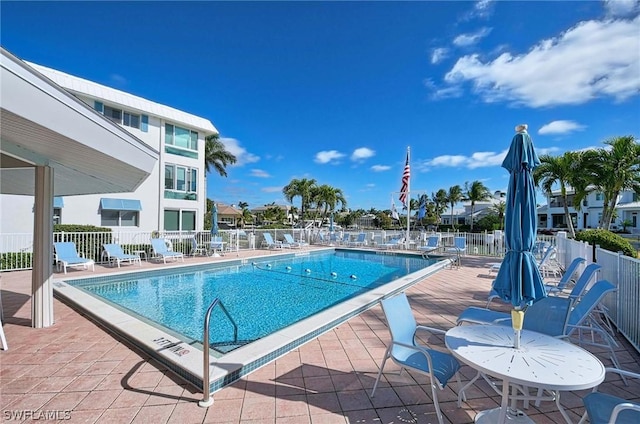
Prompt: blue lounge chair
<box><xmin>150</xmin><ymin>238</ymin><xmax>184</xmax><ymax>263</ymax></box>
<box><xmin>284</xmin><ymin>233</ymin><xmax>308</xmax><ymax>249</ymax></box>
<box><xmin>53</xmin><ymin>242</ymin><xmax>95</xmax><ymax>274</ymax></box>
<box><xmin>347</xmin><ymin>233</ymin><xmax>366</xmax><ymax>247</ymax></box>
<box><xmin>371</xmin><ymin>292</ymin><xmax>463</xmax><ymax>424</ymax></box>
<box><xmin>262</xmin><ymin>233</ymin><xmax>289</xmax><ymax>249</ymax></box>
<box><xmin>209</xmin><ymin>236</ymin><xmax>225</xmax><ymax>256</ymax></box>
<box><xmin>544</xmin><ymin>257</ymin><xmax>587</xmax><ymax>295</ymax></box>
<box><xmin>580</xmin><ymin>368</ymin><xmax>640</xmax><ymax>424</ymax></box>
<box><xmin>418</xmin><ymin>235</ymin><xmax>441</xmax><ymax>257</ymax></box>
<box><xmin>103</xmin><ymin>243</ymin><xmax>141</xmax><ymax>268</ymax></box>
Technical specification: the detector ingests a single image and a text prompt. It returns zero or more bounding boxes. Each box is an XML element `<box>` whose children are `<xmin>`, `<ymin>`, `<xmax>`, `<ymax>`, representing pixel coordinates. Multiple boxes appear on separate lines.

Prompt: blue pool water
<box><xmin>71</xmin><ymin>250</ymin><xmax>436</xmax><ymax>353</ymax></box>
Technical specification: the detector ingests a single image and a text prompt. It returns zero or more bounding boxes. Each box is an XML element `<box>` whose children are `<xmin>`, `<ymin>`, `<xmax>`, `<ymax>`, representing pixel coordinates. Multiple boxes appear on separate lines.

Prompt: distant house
<box><xmin>537</xmin><ymin>188</ymin><xmax>640</xmax><ymax>233</ymax></box>
<box><xmin>215</xmin><ymin>204</ymin><xmax>243</xmax><ymax>228</ymax></box>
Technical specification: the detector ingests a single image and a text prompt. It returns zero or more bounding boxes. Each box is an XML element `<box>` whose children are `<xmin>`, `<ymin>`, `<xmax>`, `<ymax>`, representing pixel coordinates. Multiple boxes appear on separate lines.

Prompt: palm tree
<box><xmin>432</xmin><ymin>189</ymin><xmax>448</xmax><ymax>227</ymax></box>
<box><xmin>310</xmin><ymin>184</ymin><xmax>347</xmax><ymax>224</ymax></box>
<box><xmin>464</xmin><ymin>180</ymin><xmax>492</xmax><ymax>231</ymax></box>
<box><xmin>204</xmin><ymin>134</ymin><xmax>237</xmax><ymax>176</ymax></box>
<box><xmin>534</xmin><ymin>152</ymin><xmax>580</xmax><ymax>238</ymax></box>
<box><xmin>491</xmin><ymin>200</ymin><xmax>507</xmax><ymax>230</ymax></box>
<box><xmin>282</xmin><ymin>178</ymin><xmax>317</xmax><ymax>226</ymax></box>
<box><xmin>447</xmin><ymin>185</ymin><xmax>463</xmax><ymax>230</ymax></box>
<box><xmin>582</xmin><ymin>136</ymin><xmax>640</xmax><ymax>229</ymax></box>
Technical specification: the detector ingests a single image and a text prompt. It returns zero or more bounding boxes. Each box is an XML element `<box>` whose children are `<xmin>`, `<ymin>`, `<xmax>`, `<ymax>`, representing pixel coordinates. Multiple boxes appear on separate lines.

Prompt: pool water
<box><xmin>74</xmin><ymin>250</ymin><xmax>436</xmax><ymax>353</ymax></box>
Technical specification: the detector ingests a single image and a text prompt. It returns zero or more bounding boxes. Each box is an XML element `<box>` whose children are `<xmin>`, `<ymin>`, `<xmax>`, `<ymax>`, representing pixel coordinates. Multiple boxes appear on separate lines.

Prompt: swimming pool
<box><xmin>53</xmin><ymin>249</ymin><xmax>448</xmax><ymax>393</ymax></box>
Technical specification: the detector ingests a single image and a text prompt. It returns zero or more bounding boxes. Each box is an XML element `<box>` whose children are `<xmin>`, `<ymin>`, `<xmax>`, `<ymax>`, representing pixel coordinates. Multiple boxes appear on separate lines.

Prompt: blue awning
<box><xmin>100</xmin><ymin>198</ymin><xmax>142</xmax><ymax>211</ymax></box>
<box><xmin>53</xmin><ymin>197</ymin><xmax>64</xmax><ymax>208</ymax></box>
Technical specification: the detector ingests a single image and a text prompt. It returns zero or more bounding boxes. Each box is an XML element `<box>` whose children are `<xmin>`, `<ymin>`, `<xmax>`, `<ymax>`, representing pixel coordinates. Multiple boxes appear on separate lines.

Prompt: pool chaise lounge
<box><xmin>150</xmin><ymin>238</ymin><xmax>185</xmax><ymax>263</ymax></box>
<box><xmin>53</xmin><ymin>242</ymin><xmax>95</xmax><ymax>274</ymax></box>
<box><xmin>103</xmin><ymin>243</ymin><xmax>142</xmax><ymax>268</ymax></box>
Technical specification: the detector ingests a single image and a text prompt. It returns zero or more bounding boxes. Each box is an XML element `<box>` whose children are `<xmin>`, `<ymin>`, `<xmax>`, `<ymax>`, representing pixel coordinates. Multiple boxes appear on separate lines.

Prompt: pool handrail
<box><xmin>199</xmin><ymin>298</ymin><xmax>238</xmax><ymax>407</ymax></box>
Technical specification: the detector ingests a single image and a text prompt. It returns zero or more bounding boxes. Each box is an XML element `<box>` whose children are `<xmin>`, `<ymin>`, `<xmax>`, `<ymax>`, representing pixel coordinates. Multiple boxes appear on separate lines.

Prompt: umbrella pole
<box><xmin>511</xmin><ymin>308</ymin><xmax>524</xmax><ymax>349</ymax></box>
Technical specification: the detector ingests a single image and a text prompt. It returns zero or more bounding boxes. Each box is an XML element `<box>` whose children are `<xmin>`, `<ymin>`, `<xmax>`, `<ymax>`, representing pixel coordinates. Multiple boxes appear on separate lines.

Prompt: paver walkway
<box><xmin>1</xmin><ymin>251</ymin><xmax>638</xmax><ymax>423</ymax></box>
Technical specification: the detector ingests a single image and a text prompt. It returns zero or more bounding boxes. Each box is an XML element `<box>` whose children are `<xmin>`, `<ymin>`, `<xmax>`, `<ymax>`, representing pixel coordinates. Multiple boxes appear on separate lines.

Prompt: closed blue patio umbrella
<box><xmin>491</xmin><ymin>124</ymin><xmax>546</xmax><ymax>348</ymax></box>
<box><xmin>211</xmin><ymin>203</ymin><xmax>219</xmax><ymax>236</ymax></box>
<box><xmin>329</xmin><ymin>212</ymin><xmax>334</xmax><ymax>233</ymax></box>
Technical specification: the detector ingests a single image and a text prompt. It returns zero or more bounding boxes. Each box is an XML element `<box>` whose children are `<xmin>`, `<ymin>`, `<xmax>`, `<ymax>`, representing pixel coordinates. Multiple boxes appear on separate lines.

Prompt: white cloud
<box><xmin>371</xmin><ymin>165</ymin><xmax>391</xmax><ymax>172</ymax></box>
<box><xmin>221</xmin><ymin>138</ymin><xmax>260</xmax><ymax>166</ymax></box>
<box><xmin>262</xmin><ymin>186</ymin><xmax>283</xmax><ymax>193</ymax></box>
<box><xmin>250</xmin><ymin>169</ymin><xmax>271</xmax><ymax>178</ymax></box>
<box><xmin>453</xmin><ymin>27</ymin><xmax>492</xmax><ymax>47</ymax></box>
<box><xmin>603</xmin><ymin>0</ymin><xmax>639</xmax><ymax>17</ymax></box>
<box><xmin>351</xmin><ymin>147</ymin><xmax>375</xmax><ymax>161</ymax></box>
<box><xmin>424</xmin><ymin>150</ymin><xmax>507</xmax><ymax>169</ymax></box>
<box><xmin>538</xmin><ymin>120</ymin><xmax>587</xmax><ymax>135</ymax></box>
<box><xmin>109</xmin><ymin>74</ymin><xmax>128</xmax><ymax>86</ymax></box>
<box><xmin>441</xmin><ymin>16</ymin><xmax>640</xmax><ymax>107</ymax></box>
<box><xmin>424</xmin><ymin>78</ymin><xmax>463</xmax><ymax>100</ymax></box>
<box><xmin>314</xmin><ymin>150</ymin><xmax>345</xmax><ymax>164</ymax></box>
<box><xmin>431</xmin><ymin>47</ymin><xmax>449</xmax><ymax>64</ymax></box>
<box><xmin>461</xmin><ymin>0</ymin><xmax>495</xmax><ymax>21</ymax></box>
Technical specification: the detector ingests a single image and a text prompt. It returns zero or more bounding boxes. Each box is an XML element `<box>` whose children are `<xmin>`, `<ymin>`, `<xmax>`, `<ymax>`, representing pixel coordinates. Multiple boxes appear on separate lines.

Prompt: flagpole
<box><xmin>406</xmin><ymin>146</ymin><xmax>411</xmax><ymax>249</ymax></box>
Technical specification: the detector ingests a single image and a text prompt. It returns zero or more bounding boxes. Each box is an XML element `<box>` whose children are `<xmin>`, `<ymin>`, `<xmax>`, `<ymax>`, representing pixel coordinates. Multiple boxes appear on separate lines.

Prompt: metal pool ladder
<box><xmin>199</xmin><ymin>298</ymin><xmax>237</xmax><ymax>407</ymax></box>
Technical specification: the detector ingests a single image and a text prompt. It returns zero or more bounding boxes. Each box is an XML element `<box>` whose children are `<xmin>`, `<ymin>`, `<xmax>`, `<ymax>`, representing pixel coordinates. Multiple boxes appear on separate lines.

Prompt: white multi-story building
<box><xmin>538</xmin><ymin>188</ymin><xmax>640</xmax><ymax>232</ymax></box>
<box><xmin>0</xmin><ymin>63</ymin><xmax>217</xmax><ymax>234</ymax></box>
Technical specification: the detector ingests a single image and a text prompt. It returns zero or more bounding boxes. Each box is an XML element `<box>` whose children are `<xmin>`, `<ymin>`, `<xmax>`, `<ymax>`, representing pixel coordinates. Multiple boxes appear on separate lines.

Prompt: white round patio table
<box><xmin>445</xmin><ymin>324</ymin><xmax>605</xmax><ymax>424</ymax></box>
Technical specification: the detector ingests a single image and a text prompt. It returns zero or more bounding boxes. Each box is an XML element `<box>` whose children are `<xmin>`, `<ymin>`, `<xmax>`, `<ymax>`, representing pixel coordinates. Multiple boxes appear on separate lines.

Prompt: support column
<box><xmin>32</xmin><ymin>165</ymin><xmax>55</xmax><ymax>328</ymax></box>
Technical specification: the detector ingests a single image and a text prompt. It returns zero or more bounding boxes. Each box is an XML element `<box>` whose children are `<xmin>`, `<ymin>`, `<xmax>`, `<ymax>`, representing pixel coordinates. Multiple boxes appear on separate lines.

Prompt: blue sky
<box><xmin>2</xmin><ymin>1</ymin><xmax>639</xmax><ymax>211</ymax></box>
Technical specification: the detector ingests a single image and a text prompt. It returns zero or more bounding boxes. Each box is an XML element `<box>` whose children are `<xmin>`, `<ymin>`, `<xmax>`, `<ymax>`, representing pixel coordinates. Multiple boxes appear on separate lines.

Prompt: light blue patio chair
<box><xmin>150</xmin><ymin>238</ymin><xmax>184</xmax><ymax>264</ymax></box>
<box><xmin>284</xmin><ymin>233</ymin><xmax>308</xmax><ymax>249</ymax></box>
<box><xmin>189</xmin><ymin>237</ymin><xmax>208</xmax><ymax>256</ymax></box>
<box><xmin>460</xmin><ymin>280</ymin><xmax>622</xmax><ymax>369</ymax></box>
<box><xmin>418</xmin><ymin>235</ymin><xmax>441</xmax><ymax>258</ymax></box>
<box><xmin>262</xmin><ymin>233</ymin><xmax>289</xmax><ymax>249</ymax></box>
<box><xmin>545</xmin><ymin>257</ymin><xmax>587</xmax><ymax>295</ymax></box>
<box><xmin>445</xmin><ymin>236</ymin><xmax>466</xmax><ymax>268</ymax></box>
<box><xmin>347</xmin><ymin>233</ymin><xmax>366</xmax><ymax>247</ymax></box>
<box><xmin>378</xmin><ymin>237</ymin><xmax>402</xmax><ymax>250</ymax></box>
<box><xmin>53</xmin><ymin>242</ymin><xmax>95</xmax><ymax>274</ymax></box>
<box><xmin>579</xmin><ymin>368</ymin><xmax>640</xmax><ymax>424</ymax></box>
<box><xmin>371</xmin><ymin>292</ymin><xmax>463</xmax><ymax>424</ymax></box>
<box><xmin>209</xmin><ymin>236</ymin><xmax>225</xmax><ymax>256</ymax></box>
<box><xmin>103</xmin><ymin>243</ymin><xmax>141</xmax><ymax>268</ymax></box>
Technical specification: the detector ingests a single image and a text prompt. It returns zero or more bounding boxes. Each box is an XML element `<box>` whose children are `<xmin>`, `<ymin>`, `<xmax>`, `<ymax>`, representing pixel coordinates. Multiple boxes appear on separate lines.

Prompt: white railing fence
<box><xmin>2</xmin><ymin>229</ymin><xmax>638</xmax><ymax>352</ymax></box>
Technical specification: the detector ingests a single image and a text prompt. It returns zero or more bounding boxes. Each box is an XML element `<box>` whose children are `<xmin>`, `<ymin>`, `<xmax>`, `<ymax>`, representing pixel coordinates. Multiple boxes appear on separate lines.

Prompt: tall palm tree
<box><xmin>310</xmin><ymin>184</ymin><xmax>347</xmax><ymax>224</ymax></box>
<box><xmin>432</xmin><ymin>189</ymin><xmax>448</xmax><ymax>227</ymax></box>
<box><xmin>534</xmin><ymin>151</ymin><xmax>581</xmax><ymax>238</ymax></box>
<box><xmin>464</xmin><ymin>180</ymin><xmax>492</xmax><ymax>231</ymax></box>
<box><xmin>204</xmin><ymin>134</ymin><xmax>237</xmax><ymax>176</ymax></box>
<box><xmin>282</xmin><ymin>178</ymin><xmax>317</xmax><ymax>226</ymax></box>
<box><xmin>582</xmin><ymin>136</ymin><xmax>640</xmax><ymax>229</ymax></box>
<box><xmin>447</xmin><ymin>185</ymin><xmax>463</xmax><ymax>230</ymax></box>
<box><xmin>491</xmin><ymin>200</ymin><xmax>507</xmax><ymax>230</ymax></box>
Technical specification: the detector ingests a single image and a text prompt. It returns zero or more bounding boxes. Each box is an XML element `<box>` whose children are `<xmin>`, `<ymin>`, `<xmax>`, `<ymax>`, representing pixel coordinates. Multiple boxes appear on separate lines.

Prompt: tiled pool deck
<box><xmin>1</xmin><ymin>249</ymin><xmax>639</xmax><ymax>423</ymax></box>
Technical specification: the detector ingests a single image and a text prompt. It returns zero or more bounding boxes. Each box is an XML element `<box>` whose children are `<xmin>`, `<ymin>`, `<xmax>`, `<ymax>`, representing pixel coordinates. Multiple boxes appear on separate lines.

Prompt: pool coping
<box><xmin>52</xmin><ymin>248</ymin><xmax>450</xmax><ymax>396</ymax></box>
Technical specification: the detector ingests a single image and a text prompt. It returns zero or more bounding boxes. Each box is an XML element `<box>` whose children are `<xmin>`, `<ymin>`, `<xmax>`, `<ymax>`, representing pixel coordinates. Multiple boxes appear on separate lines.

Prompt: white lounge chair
<box><xmin>103</xmin><ymin>243</ymin><xmax>141</xmax><ymax>268</ymax></box>
<box><xmin>53</xmin><ymin>242</ymin><xmax>95</xmax><ymax>274</ymax></box>
<box><xmin>150</xmin><ymin>238</ymin><xmax>184</xmax><ymax>263</ymax></box>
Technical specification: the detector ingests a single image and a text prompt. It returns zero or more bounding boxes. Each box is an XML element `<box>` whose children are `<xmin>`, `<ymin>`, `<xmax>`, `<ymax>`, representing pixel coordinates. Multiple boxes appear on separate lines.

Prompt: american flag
<box><xmin>399</xmin><ymin>152</ymin><xmax>410</xmax><ymax>207</ymax></box>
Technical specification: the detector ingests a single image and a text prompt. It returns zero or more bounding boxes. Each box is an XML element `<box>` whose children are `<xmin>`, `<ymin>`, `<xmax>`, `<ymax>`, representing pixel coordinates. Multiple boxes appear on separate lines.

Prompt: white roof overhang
<box><xmin>0</xmin><ymin>48</ymin><xmax>159</xmax><ymax>196</ymax></box>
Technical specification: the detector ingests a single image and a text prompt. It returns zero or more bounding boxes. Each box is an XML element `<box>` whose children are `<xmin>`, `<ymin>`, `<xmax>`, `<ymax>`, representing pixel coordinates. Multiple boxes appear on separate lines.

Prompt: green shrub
<box><xmin>1</xmin><ymin>252</ymin><xmax>32</xmax><ymax>270</ymax></box>
<box><xmin>575</xmin><ymin>229</ymin><xmax>637</xmax><ymax>258</ymax></box>
<box><xmin>54</xmin><ymin>224</ymin><xmax>113</xmax><ymax>262</ymax></box>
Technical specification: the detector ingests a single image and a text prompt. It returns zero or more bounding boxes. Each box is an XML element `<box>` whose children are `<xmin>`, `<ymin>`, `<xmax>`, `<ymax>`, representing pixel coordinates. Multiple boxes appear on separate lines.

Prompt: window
<box><xmin>101</xmin><ymin>210</ymin><xmax>139</xmax><ymax>227</ymax></box>
<box><xmin>164</xmin><ymin>164</ymin><xmax>197</xmax><ymax>200</ymax></box>
<box><xmin>53</xmin><ymin>208</ymin><xmax>62</xmax><ymax>225</ymax></box>
<box><xmin>99</xmin><ymin>104</ymin><xmax>142</xmax><ymax>130</ymax></box>
<box><xmin>165</xmin><ymin>124</ymin><xmax>198</xmax><ymax>151</ymax></box>
<box><xmin>164</xmin><ymin>209</ymin><xmax>196</xmax><ymax>231</ymax></box>
<box><xmin>595</xmin><ymin>193</ymin><xmax>603</xmax><ymax>201</ymax></box>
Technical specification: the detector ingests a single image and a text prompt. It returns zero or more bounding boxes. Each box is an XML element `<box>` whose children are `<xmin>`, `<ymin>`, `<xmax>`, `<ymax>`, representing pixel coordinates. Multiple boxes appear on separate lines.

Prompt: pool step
<box><xmin>210</xmin><ymin>340</ymin><xmax>254</xmax><ymax>354</ymax></box>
